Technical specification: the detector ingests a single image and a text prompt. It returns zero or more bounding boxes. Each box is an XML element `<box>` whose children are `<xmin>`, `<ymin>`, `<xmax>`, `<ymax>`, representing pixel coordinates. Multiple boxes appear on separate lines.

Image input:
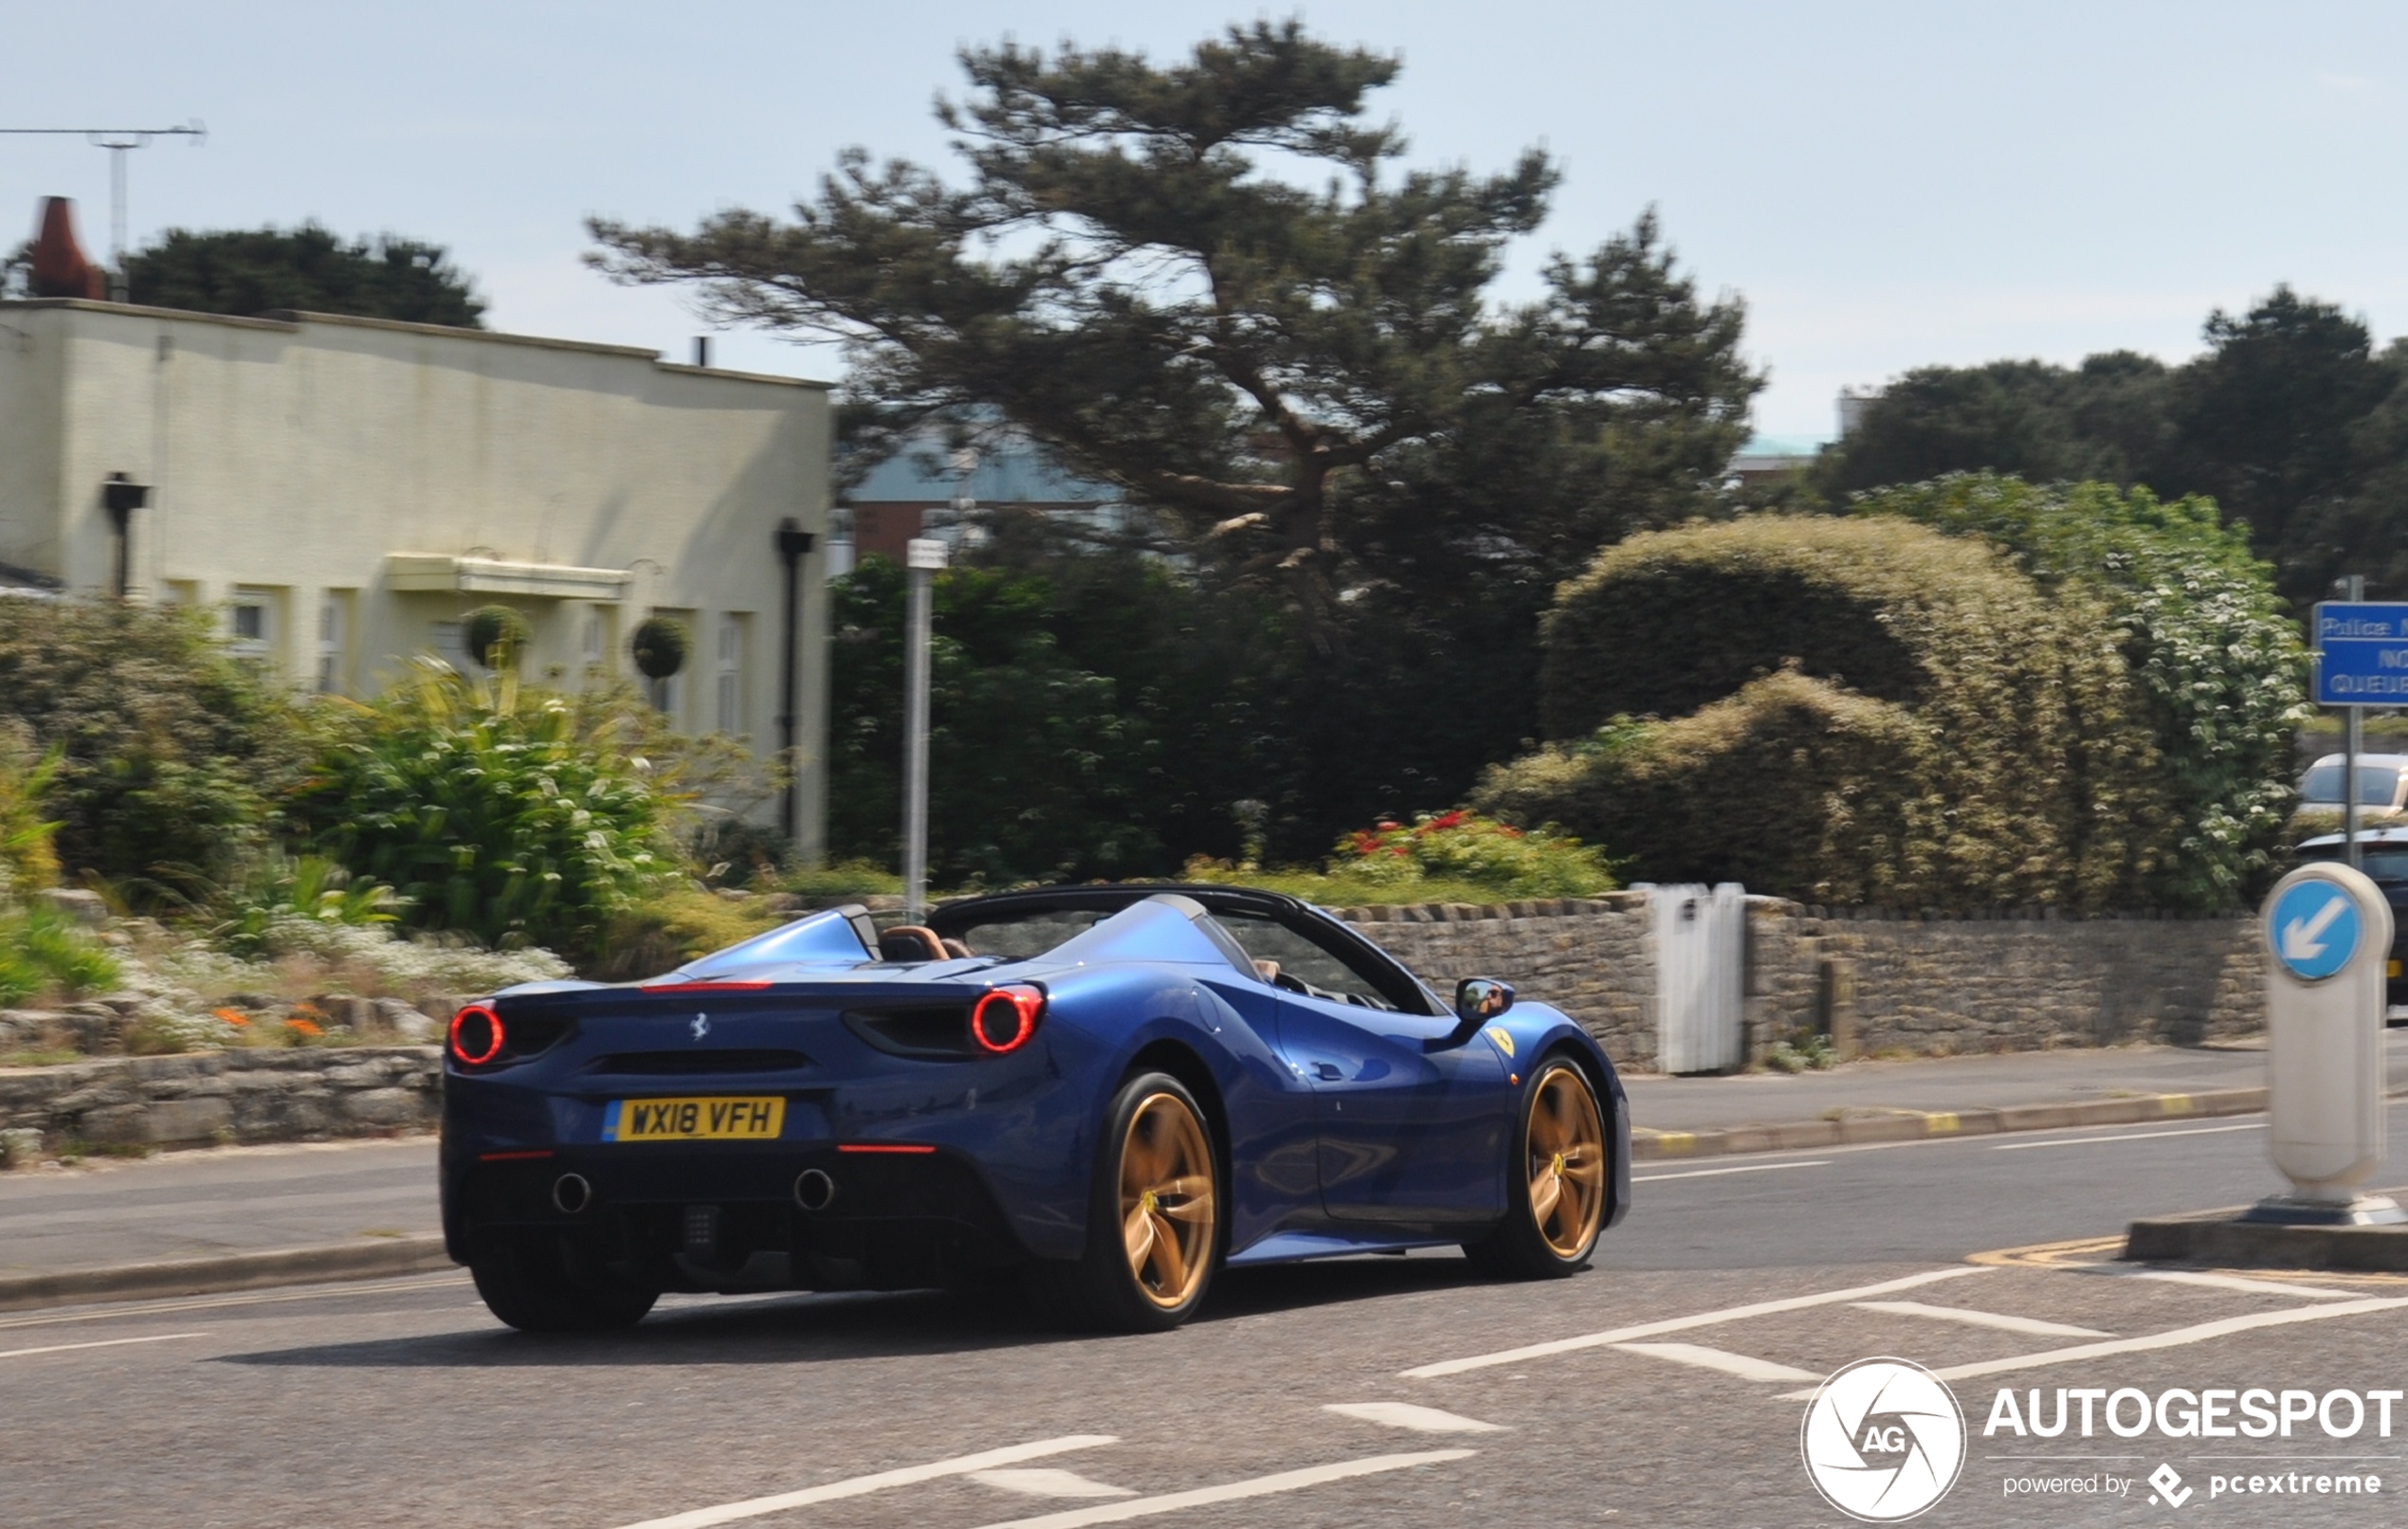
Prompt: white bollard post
<box><xmin>2251</xmin><ymin>862</ymin><xmax>2404</xmax><ymax>1224</ymax></box>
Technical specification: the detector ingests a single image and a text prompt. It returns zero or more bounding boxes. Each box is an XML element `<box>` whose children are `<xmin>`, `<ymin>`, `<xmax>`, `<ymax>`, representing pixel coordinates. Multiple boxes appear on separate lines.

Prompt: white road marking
<box><xmin>0</xmin><ymin>1332</ymin><xmax>202</xmax><ymax>1361</ymax></box>
<box><xmin>1851</xmin><ymin>1301</ymin><xmax>2111</xmax><ymax>1338</ymax></box>
<box><xmin>611</xmin><ymin>1435</ymin><xmax>1120</xmax><ymax>1529</ymax></box>
<box><xmin>1610</xmin><ymin>1341</ymin><xmax>1822</xmax><ymax>1383</ymax></box>
<box><xmin>2105</xmin><ymin>1268</ymin><xmax>2362</xmax><ymax>1301</ymax></box>
<box><xmin>964</xmin><ymin>1450</ymin><xmax>1477</xmax><ymax>1529</ymax></box>
<box><xmin>1401</xmin><ymin>1265</ymin><xmax>1986</xmax><ymax>1378</ymax></box>
<box><xmin>1323</xmin><ymin>1402</ymin><xmax>1505</xmax><ymax>1433</ymax></box>
<box><xmin>968</xmin><ymin>1470</ymin><xmax>1136</xmax><ymax>1500</ymax></box>
<box><xmin>1776</xmin><ymin>1295</ymin><xmax>2408</xmax><ymax>1397</ymax></box>
<box><xmin>1993</xmin><ymin>1123</ymin><xmax>2265</xmax><ymax>1151</ymax></box>
<box><xmin>1633</xmin><ymin>1160</ymin><xmax>1832</xmax><ymax>1183</ymax></box>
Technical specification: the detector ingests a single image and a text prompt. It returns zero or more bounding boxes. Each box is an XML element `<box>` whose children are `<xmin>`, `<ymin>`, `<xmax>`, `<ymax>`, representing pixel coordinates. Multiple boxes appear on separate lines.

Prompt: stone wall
<box><xmin>1339</xmin><ymin>897</ymin><xmax>1655</xmax><ymax>1063</ymax></box>
<box><xmin>1339</xmin><ymin>898</ymin><xmax>2266</xmax><ymax>1071</ymax></box>
<box><xmin>1772</xmin><ymin>906</ymin><xmax>2265</xmax><ymax>1055</ymax></box>
<box><xmin>0</xmin><ymin>1047</ymin><xmax>440</xmax><ymax>1150</ymax></box>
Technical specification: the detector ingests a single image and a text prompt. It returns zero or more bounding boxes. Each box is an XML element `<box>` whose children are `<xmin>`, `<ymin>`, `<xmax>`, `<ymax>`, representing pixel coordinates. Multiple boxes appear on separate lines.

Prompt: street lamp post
<box><xmin>774</xmin><ymin>518</ymin><xmax>815</xmax><ymax>849</ymax></box>
<box><xmin>902</xmin><ymin>536</ymin><xmax>949</xmax><ymax>922</ymax></box>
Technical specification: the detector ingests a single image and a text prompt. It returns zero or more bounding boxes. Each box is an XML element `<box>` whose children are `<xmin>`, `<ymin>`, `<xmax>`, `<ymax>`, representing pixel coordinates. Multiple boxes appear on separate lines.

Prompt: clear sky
<box><xmin>9</xmin><ymin>1</ymin><xmax>2406</xmax><ymax>440</ymax></box>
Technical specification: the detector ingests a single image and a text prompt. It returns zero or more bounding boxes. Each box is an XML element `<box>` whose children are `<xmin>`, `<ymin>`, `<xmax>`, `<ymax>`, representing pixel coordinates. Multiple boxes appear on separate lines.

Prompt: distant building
<box><xmin>1727</xmin><ymin>433</ymin><xmax>1824</xmax><ymax>489</ymax></box>
<box><xmin>1836</xmin><ymin>387</ymin><xmax>1881</xmax><ymax>438</ymax></box>
<box><xmin>835</xmin><ymin>425</ymin><xmax>1125</xmax><ymax>573</ymax></box>
<box><xmin>0</xmin><ymin>296</ymin><xmax>836</xmax><ymax>857</ymax></box>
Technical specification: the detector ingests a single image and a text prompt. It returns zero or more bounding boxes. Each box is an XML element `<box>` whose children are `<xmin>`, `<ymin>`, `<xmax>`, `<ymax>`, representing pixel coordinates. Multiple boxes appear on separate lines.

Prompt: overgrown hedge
<box><xmin>0</xmin><ymin>600</ymin><xmax>307</xmax><ymax>898</ymax></box>
<box><xmin>1494</xmin><ymin>515</ymin><xmax>2171</xmax><ymax>910</ymax></box>
<box><xmin>1848</xmin><ymin>474</ymin><xmax>2308</xmax><ymax>907</ymax></box>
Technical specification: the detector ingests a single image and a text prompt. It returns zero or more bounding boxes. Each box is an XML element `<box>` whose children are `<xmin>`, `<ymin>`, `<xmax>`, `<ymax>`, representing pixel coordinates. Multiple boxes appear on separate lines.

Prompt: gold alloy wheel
<box><xmin>1525</xmin><ymin>1064</ymin><xmax>1606</xmax><ymax>1259</ymax></box>
<box><xmin>1119</xmin><ymin>1091</ymin><xmax>1216</xmax><ymax>1309</ymax></box>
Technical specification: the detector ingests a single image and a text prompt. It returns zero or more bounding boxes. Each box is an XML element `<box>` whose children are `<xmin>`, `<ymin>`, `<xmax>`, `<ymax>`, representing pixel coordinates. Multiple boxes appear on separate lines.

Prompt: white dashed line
<box><xmin>2103</xmin><ymin>1268</ymin><xmax>2363</xmax><ymax>1301</ymax></box>
<box><xmin>1610</xmin><ymin>1341</ymin><xmax>1821</xmax><ymax>1383</ymax></box>
<box><xmin>611</xmin><ymin>1435</ymin><xmax>1120</xmax><ymax>1529</ymax></box>
<box><xmin>1776</xmin><ymin>1295</ymin><xmax>2408</xmax><ymax>1397</ymax></box>
<box><xmin>0</xmin><ymin>1332</ymin><xmax>202</xmax><ymax>1361</ymax></box>
<box><xmin>1993</xmin><ymin>1123</ymin><xmax>2265</xmax><ymax>1151</ymax></box>
<box><xmin>1323</xmin><ymin>1402</ymin><xmax>1506</xmax><ymax>1433</ymax></box>
<box><xmin>969</xmin><ymin>1470</ymin><xmax>1136</xmax><ymax>1500</ymax></box>
<box><xmin>1851</xmin><ymin>1301</ymin><xmax>2111</xmax><ymax>1338</ymax></box>
<box><xmin>1401</xmin><ymin>1265</ymin><xmax>1987</xmax><ymax>1378</ymax></box>
<box><xmin>1633</xmin><ymin>1160</ymin><xmax>1832</xmax><ymax>1183</ymax></box>
<box><xmin>963</xmin><ymin>1450</ymin><xmax>1477</xmax><ymax>1529</ymax></box>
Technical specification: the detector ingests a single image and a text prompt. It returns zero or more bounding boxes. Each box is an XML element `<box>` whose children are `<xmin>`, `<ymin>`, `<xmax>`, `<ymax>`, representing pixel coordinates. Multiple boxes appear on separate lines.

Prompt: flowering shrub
<box><xmin>1334</xmin><ymin>810</ymin><xmax>1615</xmax><ymax>899</ymax></box>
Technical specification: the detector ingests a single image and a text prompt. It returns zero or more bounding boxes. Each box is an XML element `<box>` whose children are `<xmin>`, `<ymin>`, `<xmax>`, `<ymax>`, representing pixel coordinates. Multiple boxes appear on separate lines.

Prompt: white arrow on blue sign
<box><xmin>2269</xmin><ymin>876</ymin><xmax>2362</xmax><ymax>981</ymax></box>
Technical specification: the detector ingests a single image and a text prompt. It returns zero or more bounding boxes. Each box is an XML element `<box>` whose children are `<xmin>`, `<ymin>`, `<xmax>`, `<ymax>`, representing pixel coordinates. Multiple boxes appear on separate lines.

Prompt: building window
<box><xmin>229</xmin><ymin>587</ymin><xmax>279</xmax><ymax>667</ymax></box>
<box><xmin>716</xmin><ymin>613</ymin><xmax>747</xmax><ymax>737</ymax></box>
<box><xmin>318</xmin><ymin>592</ymin><xmax>350</xmax><ymax>694</ymax></box>
<box><xmin>429</xmin><ymin>619</ymin><xmax>470</xmax><ymax>674</ymax></box>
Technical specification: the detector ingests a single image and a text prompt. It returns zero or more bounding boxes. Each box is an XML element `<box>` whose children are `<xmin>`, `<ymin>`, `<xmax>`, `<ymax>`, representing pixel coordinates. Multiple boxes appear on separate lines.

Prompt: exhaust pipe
<box><xmin>793</xmin><ymin>1168</ymin><xmax>835</xmax><ymax>1211</ymax></box>
<box><xmin>551</xmin><ymin>1173</ymin><xmax>593</xmax><ymax>1215</ymax></box>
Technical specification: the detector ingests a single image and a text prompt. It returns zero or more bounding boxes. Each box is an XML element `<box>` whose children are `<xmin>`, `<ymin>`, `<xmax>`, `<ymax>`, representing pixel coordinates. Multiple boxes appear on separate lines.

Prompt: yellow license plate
<box><xmin>604</xmin><ymin>1096</ymin><xmax>785</xmax><ymax>1142</ymax></box>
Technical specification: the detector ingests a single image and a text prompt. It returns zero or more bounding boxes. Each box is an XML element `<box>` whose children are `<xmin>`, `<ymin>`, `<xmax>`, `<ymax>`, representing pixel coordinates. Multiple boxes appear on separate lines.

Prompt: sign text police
<box><xmin>2312</xmin><ymin>602</ymin><xmax>2408</xmax><ymax>704</ymax></box>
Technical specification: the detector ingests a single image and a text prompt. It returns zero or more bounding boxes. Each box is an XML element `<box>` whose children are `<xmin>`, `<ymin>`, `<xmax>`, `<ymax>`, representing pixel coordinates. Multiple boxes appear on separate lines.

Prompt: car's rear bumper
<box><xmin>442</xmin><ymin>1139</ymin><xmax>1031</xmax><ymax>1293</ymax></box>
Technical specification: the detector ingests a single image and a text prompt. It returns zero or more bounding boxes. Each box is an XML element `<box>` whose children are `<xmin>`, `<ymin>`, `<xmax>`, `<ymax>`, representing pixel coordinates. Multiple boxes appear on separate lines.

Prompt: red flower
<box><xmin>1427</xmin><ymin>810</ymin><xmax>1468</xmax><ymax>831</ymax></box>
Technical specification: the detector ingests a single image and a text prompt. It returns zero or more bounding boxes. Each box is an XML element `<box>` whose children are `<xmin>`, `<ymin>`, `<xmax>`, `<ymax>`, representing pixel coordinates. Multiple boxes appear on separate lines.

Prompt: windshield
<box><xmin>2300</xmin><ymin>763</ymin><xmax>2402</xmax><ymax>807</ymax></box>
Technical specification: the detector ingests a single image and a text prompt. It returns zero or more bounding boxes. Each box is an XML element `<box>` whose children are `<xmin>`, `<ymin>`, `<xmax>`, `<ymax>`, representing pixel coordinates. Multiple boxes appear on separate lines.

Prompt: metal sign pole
<box><xmin>2344</xmin><ymin>574</ymin><xmax>2364</xmax><ymax>870</ymax></box>
<box><xmin>901</xmin><ymin>537</ymin><xmax>948</xmax><ymax>923</ymax></box>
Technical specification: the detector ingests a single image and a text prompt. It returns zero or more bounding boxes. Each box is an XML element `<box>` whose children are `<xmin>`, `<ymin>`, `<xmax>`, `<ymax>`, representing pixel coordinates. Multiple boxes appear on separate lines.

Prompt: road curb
<box><xmin>0</xmin><ymin>1235</ymin><xmax>453</xmax><ymax>1313</ymax></box>
<box><xmin>1629</xmin><ymin>1086</ymin><xmax>2270</xmax><ymax>1161</ymax></box>
<box><xmin>2124</xmin><ymin>1215</ymin><xmax>2408</xmax><ymax>1272</ymax></box>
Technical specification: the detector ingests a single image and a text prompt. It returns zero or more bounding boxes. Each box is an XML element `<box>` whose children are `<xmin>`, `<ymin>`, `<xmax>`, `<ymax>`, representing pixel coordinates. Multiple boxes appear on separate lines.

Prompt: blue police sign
<box><xmin>2313</xmin><ymin>602</ymin><xmax>2408</xmax><ymax>705</ymax></box>
<box><xmin>2269</xmin><ymin>875</ymin><xmax>2362</xmax><ymax>982</ymax></box>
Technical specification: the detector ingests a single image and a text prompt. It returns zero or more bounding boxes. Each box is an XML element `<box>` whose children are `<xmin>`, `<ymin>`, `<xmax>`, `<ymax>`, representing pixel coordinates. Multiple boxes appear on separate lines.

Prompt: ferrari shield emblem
<box><xmin>1484</xmin><ymin>1026</ymin><xmax>1515</xmax><ymax>1058</ymax></box>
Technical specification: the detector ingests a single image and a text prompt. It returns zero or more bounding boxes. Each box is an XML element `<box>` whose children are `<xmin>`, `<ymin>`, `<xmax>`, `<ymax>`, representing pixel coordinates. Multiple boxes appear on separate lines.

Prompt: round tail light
<box><xmin>449</xmin><ymin>1004</ymin><xmax>505</xmax><ymax>1065</ymax></box>
<box><xmin>970</xmin><ymin>986</ymin><xmax>1045</xmax><ymax>1054</ymax></box>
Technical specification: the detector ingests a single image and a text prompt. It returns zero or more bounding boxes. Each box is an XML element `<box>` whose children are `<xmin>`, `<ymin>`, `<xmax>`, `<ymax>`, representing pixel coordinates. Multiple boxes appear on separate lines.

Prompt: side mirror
<box><xmin>1442</xmin><ymin>976</ymin><xmax>1515</xmax><ymax>1047</ymax></box>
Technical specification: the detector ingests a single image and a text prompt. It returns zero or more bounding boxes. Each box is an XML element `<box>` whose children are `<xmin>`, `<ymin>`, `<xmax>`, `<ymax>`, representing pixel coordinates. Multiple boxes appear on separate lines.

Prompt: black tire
<box><xmin>469</xmin><ymin>1231</ymin><xmax>658</xmax><ymax>1333</ymax></box>
<box><xmin>1033</xmin><ymin>1070</ymin><xmax>1223</xmax><ymax>1333</ymax></box>
<box><xmin>1463</xmin><ymin>1056</ymin><xmax>1608</xmax><ymax>1279</ymax></box>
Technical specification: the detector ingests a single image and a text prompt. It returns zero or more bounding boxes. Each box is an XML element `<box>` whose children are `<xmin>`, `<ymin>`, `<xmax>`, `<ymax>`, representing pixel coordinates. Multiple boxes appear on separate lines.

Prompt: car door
<box><xmin>1215</xmin><ymin>912</ymin><xmax>1509</xmax><ymax>1224</ymax></box>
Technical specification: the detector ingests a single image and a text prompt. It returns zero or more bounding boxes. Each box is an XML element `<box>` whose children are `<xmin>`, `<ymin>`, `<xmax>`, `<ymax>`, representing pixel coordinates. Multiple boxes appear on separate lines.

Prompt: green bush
<box><xmin>462</xmin><ymin>605</ymin><xmax>531</xmax><ymax>670</ymax></box>
<box><xmin>1181</xmin><ymin>809</ymin><xmax>1615</xmax><ymax>904</ymax></box>
<box><xmin>631</xmin><ymin>616</ymin><xmax>689</xmax><ymax>681</ymax></box>
<box><xmin>0</xmin><ymin>601</ymin><xmax>305</xmax><ymax>899</ymax></box>
<box><xmin>0</xmin><ymin>900</ymin><xmax>120</xmax><ymax>1007</ymax></box>
<box><xmin>590</xmin><ymin>885</ymin><xmax>786</xmax><ymax>982</ymax></box>
<box><xmin>294</xmin><ymin>663</ymin><xmax>672</xmax><ymax>955</ymax></box>
<box><xmin>210</xmin><ymin>852</ymin><xmax>400</xmax><ymax>958</ymax></box>
<box><xmin>1480</xmin><ymin>670</ymin><xmax>1926</xmax><ymax>905</ymax></box>
<box><xmin>1330</xmin><ymin>810</ymin><xmax>1615</xmax><ymax>898</ymax></box>
<box><xmin>0</xmin><ymin>734</ymin><xmax>63</xmax><ymax>898</ymax></box>
<box><xmin>1508</xmin><ymin>515</ymin><xmax>2167</xmax><ymax>910</ymax></box>
<box><xmin>1850</xmin><ymin>474</ymin><xmax>2308</xmax><ymax>908</ymax></box>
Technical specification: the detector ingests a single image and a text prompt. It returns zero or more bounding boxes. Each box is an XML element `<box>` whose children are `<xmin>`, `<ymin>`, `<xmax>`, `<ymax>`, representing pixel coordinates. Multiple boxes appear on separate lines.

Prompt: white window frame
<box><xmin>317</xmin><ymin>592</ymin><xmax>349</xmax><ymax>694</ymax></box>
<box><xmin>715</xmin><ymin>612</ymin><xmax>747</xmax><ymax>737</ymax></box>
<box><xmin>228</xmin><ymin>587</ymin><xmax>279</xmax><ymax>666</ymax></box>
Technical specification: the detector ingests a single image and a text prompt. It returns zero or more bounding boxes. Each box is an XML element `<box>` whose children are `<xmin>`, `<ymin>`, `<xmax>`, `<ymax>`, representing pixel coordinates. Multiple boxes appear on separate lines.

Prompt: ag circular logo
<box><xmin>1800</xmin><ymin>1357</ymin><xmax>1966</xmax><ymax>1521</ymax></box>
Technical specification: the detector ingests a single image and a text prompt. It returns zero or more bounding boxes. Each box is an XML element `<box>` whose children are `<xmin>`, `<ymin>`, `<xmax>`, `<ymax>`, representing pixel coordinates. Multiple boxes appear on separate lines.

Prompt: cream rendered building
<box><xmin>0</xmin><ymin>298</ymin><xmax>834</xmax><ymax>858</ymax></box>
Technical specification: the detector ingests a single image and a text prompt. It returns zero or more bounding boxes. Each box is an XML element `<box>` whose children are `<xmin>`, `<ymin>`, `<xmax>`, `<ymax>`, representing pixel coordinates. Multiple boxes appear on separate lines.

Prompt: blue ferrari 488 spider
<box><xmin>441</xmin><ymin>884</ymin><xmax>1630</xmax><ymax>1332</ymax></box>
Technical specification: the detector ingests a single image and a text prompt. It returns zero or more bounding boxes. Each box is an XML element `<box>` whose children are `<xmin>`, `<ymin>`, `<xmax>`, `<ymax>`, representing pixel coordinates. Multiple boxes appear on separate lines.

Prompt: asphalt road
<box><xmin>7</xmin><ymin>1109</ymin><xmax>2408</xmax><ymax>1527</ymax></box>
